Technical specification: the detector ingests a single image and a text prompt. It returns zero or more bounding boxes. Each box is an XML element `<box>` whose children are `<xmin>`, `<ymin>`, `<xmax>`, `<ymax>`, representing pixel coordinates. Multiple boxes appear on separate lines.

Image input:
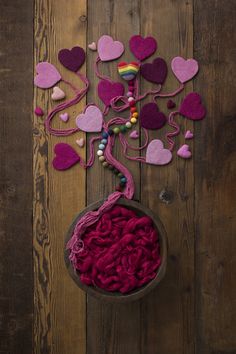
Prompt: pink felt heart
<box><xmin>129</xmin><ymin>35</ymin><xmax>157</xmax><ymax>61</ymax></box>
<box><xmin>179</xmin><ymin>92</ymin><xmax>206</xmax><ymax>120</ymax></box>
<box><xmin>146</xmin><ymin>139</ymin><xmax>172</xmax><ymax>165</ymax></box>
<box><xmin>98</xmin><ymin>35</ymin><xmax>124</xmax><ymax>61</ymax></box>
<box><xmin>88</xmin><ymin>42</ymin><xmax>97</xmax><ymax>51</ymax></box>
<box><xmin>53</xmin><ymin>143</ymin><xmax>80</xmax><ymax>170</ymax></box>
<box><xmin>34</xmin><ymin>62</ymin><xmax>61</xmax><ymax>89</ymax></box>
<box><xmin>60</xmin><ymin>112</ymin><xmax>69</xmax><ymax>122</ymax></box>
<box><xmin>129</xmin><ymin>130</ymin><xmax>139</xmax><ymax>139</ymax></box>
<box><xmin>98</xmin><ymin>80</ymin><xmax>125</xmax><ymax>107</ymax></box>
<box><xmin>185</xmin><ymin>130</ymin><xmax>194</xmax><ymax>139</ymax></box>
<box><xmin>171</xmin><ymin>56</ymin><xmax>199</xmax><ymax>83</ymax></box>
<box><xmin>51</xmin><ymin>86</ymin><xmax>65</xmax><ymax>101</ymax></box>
<box><xmin>76</xmin><ymin>105</ymin><xmax>103</xmax><ymax>132</ymax></box>
<box><xmin>177</xmin><ymin>144</ymin><xmax>192</xmax><ymax>159</ymax></box>
<box><xmin>76</xmin><ymin>138</ymin><xmax>85</xmax><ymax>147</ymax></box>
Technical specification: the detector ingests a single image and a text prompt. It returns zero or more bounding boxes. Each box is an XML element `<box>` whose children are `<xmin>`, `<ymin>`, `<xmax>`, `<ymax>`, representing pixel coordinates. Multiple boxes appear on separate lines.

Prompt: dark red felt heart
<box><xmin>52</xmin><ymin>143</ymin><xmax>80</xmax><ymax>170</ymax></box>
<box><xmin>129</xmin><ymin>35</ymin><xmax>157</xmax><ymax>61</ymax></box>
<box><xmin>98</xmin><ymin>79</ymin><xmax>125</xmax><ymax>106</ymax></box>
<box><xmin>179</xmin><ymin>92</ymin><xmax>206</xmax><ymax>120</ymax></box>
<box><xmin>58</xmin><ymin>46</ymin><xmax>85</xmax><ymax>72</ymax></box>
<box><xmin>140</xmin><ymin>57</ymin><xmax>168</xmax><ymax>84</ymax></box>
<box><xmin>140</xmin><ymin>103</ymin><xmax>166</xmax><ymax>130</ymax></box>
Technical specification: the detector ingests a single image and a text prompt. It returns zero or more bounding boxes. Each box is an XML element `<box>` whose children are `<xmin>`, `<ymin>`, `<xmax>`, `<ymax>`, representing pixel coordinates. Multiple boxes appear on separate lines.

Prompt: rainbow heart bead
<box><xmin>117</xmin><ymin>61</ymin><xmax>140</xmax><ymax>81</ymax></box>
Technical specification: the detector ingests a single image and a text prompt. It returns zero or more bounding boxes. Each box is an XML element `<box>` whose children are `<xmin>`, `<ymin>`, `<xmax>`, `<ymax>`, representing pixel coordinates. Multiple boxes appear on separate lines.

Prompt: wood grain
<box><xmin>33</xmin><ymin>1</ymin><xmax>87</xmax><ymax>353</ymax></box>
<box><xmin>0</xmin><ymin>1</ymin><xmax>33</xmax><ymax>353</ymax></box>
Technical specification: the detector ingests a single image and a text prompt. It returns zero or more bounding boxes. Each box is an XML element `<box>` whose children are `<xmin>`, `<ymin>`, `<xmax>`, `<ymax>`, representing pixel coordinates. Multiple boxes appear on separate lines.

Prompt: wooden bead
<box><xmin>131</xmin><ymin>117</ymin><xmax>137</xmax><ymax>124</ymax></box>
<box><xmin>99</xmin><ymin>156</ymin><xmax>105</xmax><ymax>162</ymax></box>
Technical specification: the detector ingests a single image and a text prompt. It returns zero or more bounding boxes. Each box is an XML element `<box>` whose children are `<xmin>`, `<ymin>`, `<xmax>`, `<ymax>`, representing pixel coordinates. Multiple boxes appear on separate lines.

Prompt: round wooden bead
<box><xmin>98</xmin><ymin>143</ymin><xmax>105</xmax><ymax>150</ymax></box>
<box><xmin>101</xmin><ymin>139</ymin><xmax>107</xmax><ymax>144</ymax></box>
<box><xmin>127</xmin><ymin>91</ymin><xmax>133</xmax><ymax>97</ymax></box>
<box><xmin>128</xmin><ymin>97</ymin><xmax>134</xmax><ymax>102</ymax></box>
<box><xmin>120</xmin><ymin>125</ymin><xmax>127</xmax><ymax>133</ymax></box>
<box><xmin>131</xmin><ymin>117</ymin><xmax>137</xmax><ymax>124</ymax></box>
<box><xmin>97</xmin><ymin>150</ymin><xmax>103</xmax><ymax>156</ymax></box>
<box><xmin>130</xmin><ymin>107</ymin><xmax>137</xmax><ymax>113</ymax></box>
<box><xmin>132</xmin><ymin>112</ymin><xmax>138</xmax><ymax>118</ymax></box>
<box><xmin>99</xmin><ymin>156</ymin><xmax>105</xmax><ymax>162</ymax></box>
<box><xmin>125</xmin><ymin>121</ymin><xmax>132</xmax><ymax>129</ymax></box>
<box><xmin>113</xmin><ymin>127</ymin><xmax>120</xmax><ymax>134</ymax></box>
<box><xmin>102</xmin><ymin>132</ymin><xmax>109</xmax><ymax>139</ymax></box>
<box><xmin>102</xmin><ymin>161</ymin><xmax>109</xmax><ymax>167</ymax></box>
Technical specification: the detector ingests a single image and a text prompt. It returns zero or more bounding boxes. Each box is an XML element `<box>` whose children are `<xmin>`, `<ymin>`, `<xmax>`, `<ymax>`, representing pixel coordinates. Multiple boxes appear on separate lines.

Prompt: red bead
<box><xmin>129</xmin><ymin>100</ymin><xmax>136</xmax><ymax>107</ymax></box>
<box><xmin>130</xmin><ymin>107</ymin><xmax>137</xmax><ymax>113</ymax></box>
<box><xmin>115</xmin><ymin>186</ymin><xmax>122</xmax><ymax>192</ymax></box>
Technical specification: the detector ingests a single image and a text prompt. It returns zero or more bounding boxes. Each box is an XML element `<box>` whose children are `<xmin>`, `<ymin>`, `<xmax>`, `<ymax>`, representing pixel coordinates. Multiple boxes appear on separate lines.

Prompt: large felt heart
<box><xmin>34</xmin><ymin>62</ymin><xmax>61</xmax><ymax>89</ymax></box>
<box><xmin>98</xmin><ymin>35</ymin><xmax>124</xmax><ymax>61</ymax></box>
<box><xmin>58</xmin><ymin>46</ymin><xmax>85</xmax><ymax>72</ymax></box>
<box><xmin>171</xmin><ymin>56</ymin><xmax>199</xmax><ymax>83</ymax></box>
<box><xmin>98</xmin><ymin>80</ymin><xmax>125</xmax><ymax>107</ymax></box>
<box><xmin>140</xmin><ymin>57</ymin><xmax>168</xmax><ymax>84</ymax></box>
<box><xmin>129</xmin><ymin>35</ymin><xmax>157</xmax><ymax>61</ymax></box>
<box><xmin>140</xmin><ymin>102</ymin><xmax>166</xmax><ymax>130</ymax></box>
<box><xmin>76</xmin><ymin>105</ymin><xmax>103</xmax><ymax>132</ymax></box>
<box><xmin>117</xmin><ymin>61</ymin><xmax>139</xmax><ymax>81</ymax></box>
<box><xmin>146</xmin><ymin>139</ymin><xmax>172</xmax><ymax>165</ymax></box>
<box><xmin>179</xmin><ymin>92</ymin><xmax>206</xmax><ymax>120</ymax></box>
<box><xmin>53</xmin><ymin>143</ymin><xmax>80</xmax><ymax>170</ymax></box>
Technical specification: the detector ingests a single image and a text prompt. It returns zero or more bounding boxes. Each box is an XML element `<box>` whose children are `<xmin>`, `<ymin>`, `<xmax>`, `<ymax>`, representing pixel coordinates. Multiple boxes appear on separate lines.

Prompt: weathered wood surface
<box><xmin>0</xmin><ymin>0</ymin><xmax>235</xmax><ymax>353</ymax></box>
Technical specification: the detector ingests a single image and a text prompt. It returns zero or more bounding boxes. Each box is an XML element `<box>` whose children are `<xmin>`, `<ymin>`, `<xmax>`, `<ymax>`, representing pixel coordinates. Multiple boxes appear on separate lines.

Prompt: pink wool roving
<box><xmin>71</xmin><ymin>205</ymin><xmax>161</xmax><ymax>294</ymax></box>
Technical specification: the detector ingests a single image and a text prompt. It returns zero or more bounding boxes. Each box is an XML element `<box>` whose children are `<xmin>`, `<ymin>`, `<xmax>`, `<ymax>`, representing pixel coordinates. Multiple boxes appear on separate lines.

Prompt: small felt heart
<box><xmin>51</xmin><ymin>86</ymin><xmax>65</xmax><ymax>101</ymax></box>
<box><xmin>53</xmin><ymin>143</ymin><xmax>80</xmax><ymax>170</ymax></box>
<box><xmin>167</xmin><ymin>99</ymin><xmax>176</xmax><ymax>109</ymax></box>
<box><xmin>140</xmin><ymin>102</ymin><xmax>166</xmax><ymax>130</ymax></box>
<box><xmin>146</xmin><ymin>139</ymin><xmax>172</xmax><ymax>165</ymax></box>
<box><xmin>76</xmin><ymin>105</ymin><xmax>103</xmax><ymax>132</ymax></box>
<box><xmin>129</xmin><ymin>35</ymin><xmax>157</xmax><ymax>61</ymax></box>
<box><xmin>171</xmin><ymin>56</ymin><xmax>199</xmax><ymax>83</ymax></box>
<box><xmin>185</xmin><ymin>130</ymin><xmax>194</xmax><ymax>139</ymax></box>
<box><xmin>98</xmin><ymin>35</ymin><xmax>124</xmax><ymax>61</ymax></box>
<box><xmin>179</xmin><ymin>92</ymin><xmax>206</xmax><ymax>120</ymax></box>
<box><xmin>117</xmin><ymin>61</ymin><xmax>139</xmax><ymax>81</ymax></box>
<box><xmin>60</xmin><ymin>112</ymin><xmax>69</xmax><ymax>122</ymax></box>
<box><xmin>34</xmin><ymin>107</ymin><xmax>44</xmax><ymax>116</ymax></box>
<box><xmin>98</xmin><ymin>79</ymin><xmax>125</xmax><ymax>107</ymax></box>
<box><xmin>129</xmin><ymin>130</ymin><xmax>139</xmax><ymax>139</ymax></box>
<box><xmin>177</xmin><ymin>144</ymin><xmax>192</xmax><ymax>159</ymax></box>
<box><xmin>88</xmin><ymin>42</ymin><xmax>97</xmax><ymax>51</ymax></box>
<box><xmin>140</xmin><ymin>57</ymin><xmax>167</xmax><ymax>84</ymax></box>
<box><xmin>34</xmin><ymin>62</ymin><xmax>61</xmax><ymax>89</ymax></box>
<box><xmin>76</xmin><ymin>138</ymin><xmax>85</xmax><ymax>147</ymax></box>
<box><xmin>58</xmin><ymin>46</ymin><xmax>85</xmax><ymax>72</ymax></box>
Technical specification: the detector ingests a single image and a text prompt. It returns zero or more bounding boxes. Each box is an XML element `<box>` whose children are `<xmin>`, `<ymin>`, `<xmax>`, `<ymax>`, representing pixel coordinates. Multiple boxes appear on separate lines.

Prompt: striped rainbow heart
<box><xmin>117</xmin><ymin>61</ymin><xmax>140</xmax><ymax>81</ymax></box>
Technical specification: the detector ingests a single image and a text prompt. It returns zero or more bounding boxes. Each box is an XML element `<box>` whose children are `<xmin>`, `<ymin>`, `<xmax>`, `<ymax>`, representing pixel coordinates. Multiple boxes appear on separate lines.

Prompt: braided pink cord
<box><xmin>165</xmin><ymin>111</ymin><xmax>180</xmax><ymax>151</ymax></box>
<box><xmin>79</xmin><ymin>136</ymin><xmax>101</xmax><ymax>169</ymax></box>
<box><xmin>153</xmin><ymin>82</ymin><xmax>184</xmax><ymax>101</ymax></box>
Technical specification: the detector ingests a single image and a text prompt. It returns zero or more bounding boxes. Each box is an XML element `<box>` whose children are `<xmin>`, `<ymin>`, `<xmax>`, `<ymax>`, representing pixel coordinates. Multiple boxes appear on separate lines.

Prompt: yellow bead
<box><xmin>132</xmin><ymin>112</ymin><xmax>138</xmax><ymax>118</ymax></box>
<box><xmin>102</xmin><ymin>161</ymin><xmax>109</xmax><ymax>167</ymax></box>
<box><xmin>131</xmin><ymin>117</ymin><xmax>137</xmax><ymax>124</ymax></box>
<box><xmin>99</xmin><ymin>156</ymin><xmax>105</xmax><ymax>162</ymax></box>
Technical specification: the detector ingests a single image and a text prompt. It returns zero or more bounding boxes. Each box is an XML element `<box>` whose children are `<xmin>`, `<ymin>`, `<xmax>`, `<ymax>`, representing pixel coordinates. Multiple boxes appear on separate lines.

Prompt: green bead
<box><xmin>117</xmin><ymin>173</ymin><xmax>123</xmax><ymax>178</ymax></box>
<box><xmin>120</xmin><ymin>125</ymin><xmax>127</xmax><ymax>133</ymax></box>
<box><xmin>113</xmin><ymin>127</ymin><xmax>120</xmax><ymax>135</ymax></box>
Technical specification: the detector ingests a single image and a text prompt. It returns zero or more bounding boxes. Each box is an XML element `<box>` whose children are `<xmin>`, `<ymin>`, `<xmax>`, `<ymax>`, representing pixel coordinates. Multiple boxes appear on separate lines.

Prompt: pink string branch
<box><xmin>165</xmin><ymin>111</ymin><xmax>180</xmax><ymax>151</ymax></box>
<box><xmin>153</xmin><ymin>82</ymin><xmax>184</xmax><ymax>101</ymax></box>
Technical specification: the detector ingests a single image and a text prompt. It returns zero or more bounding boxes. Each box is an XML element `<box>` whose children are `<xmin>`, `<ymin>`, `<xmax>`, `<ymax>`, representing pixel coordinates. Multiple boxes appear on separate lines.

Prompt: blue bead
<box><xmin>108</xmin><ymin>129</ymin><xmax>114</xmax><ymax>136</ymax></box>
<box><xmin>98</xmin><ymin>144</ymin><xmax>105</xmax><ymax>150</ymax></box>
<box><xmin>101</xmin><ymin>139</ymin><xmax>107</xmax><ymax>145</ymax></box>
<box><xmin>120</xmin><ymin>177</ymin><xmax>127</xmax><ymax>183</ymax></box>
<box><xmin>102</xmin><ymin>132</ymin><xmax>109</xmax><ymax>138</ymax></box>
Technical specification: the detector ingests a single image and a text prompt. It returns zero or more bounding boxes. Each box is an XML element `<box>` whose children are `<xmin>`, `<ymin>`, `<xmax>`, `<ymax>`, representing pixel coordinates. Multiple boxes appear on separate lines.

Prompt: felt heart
<box><xmin>117</xmin><ymin>61</ymin><xmax>139</xmax><ymax>81</ymax></box>
<box><xmin>76</xmin><ymin>105</ymin><xmax>103</xmax><ymax>132</ymax></box>
<box><xmin>185</xmin><ymin>130</ymin><xmax>194</xmax><ymax>139</ymax></box>
<box><xmin>129</xmin><ymin>35</ymin><xmax>157</xmax><ymax>61</ymax></box>
<box><xmin>98</xmin><ymin>35</ymin><xmax>124</xmax><ymax>61</ymax></box>
<box><xmin>53</xmin><ymin>143</ymin><xmax>80</xmax><ymax>170</ymax></box>
<box><xmin>76</xmin><ymin>138</ymin><xmax>85</xmax><ymax>147</ymax></box>
<box><xmin>51</xmin><ymin>86</ymin><xmax>65</xmax><ymax>101</ymax></box>
<box><xmin>140</xmin><ymin>57</ymin><xmax>167</xmax><ymax>84</ymax></box>
<box><xmin>129</xmin><ymin>130</ymin><xmax>139</xmax><ymax>139</ymax></box>
<box><xmin>88</xmin><ymin>42</ymin><xmax>97</xmax><ymax>51</ymax></box>
<box><xmin>34</xmin><ymin>107</ymin><xmax>44</xmax><ymax>116</ymax></box>
<box><xmin>177</xmin><ymin>144</ymin><xmax>192</xmax><ymax>159</ymax></box>
<box><xmin>171</xmin><ymin>56</ymin><xmax>199</xmax><ymax>83</ymax></box>
<box><xmin>58</xmin><ymin>46</ymin><xmax>85</xmax><ymax>72</ymax></box>
<box><xmin>34</xmin><ymin>62</ymin><xmax>61</xmax><ymax>89</ymax></box>
<box><xmin>140</xmin><ymin>102</ymin><xmax>166</xmax><ymax>130</ymax></box>
<box><xmin>60</xmin><ymin>112</ymin><xmax>69</xmax><ymax>122</ymax></box>
<box><xmin>179</xmin><ymin>92</ymin><xmax>206</xmax><ymax>120</ymax></box>
<box><xmin>98</xmin><ymin>80</ymin><xmax>125</xmax><ymax>107</ymax></box>
<box><xmin>146</xmin><ymin>139</ymin><xmax>172</xmax><ymax>165</ymax></box>
<box><xmin>167</xmin><ymin>99</ymin><xmax>176</xmax><ymax>109</ymax></box>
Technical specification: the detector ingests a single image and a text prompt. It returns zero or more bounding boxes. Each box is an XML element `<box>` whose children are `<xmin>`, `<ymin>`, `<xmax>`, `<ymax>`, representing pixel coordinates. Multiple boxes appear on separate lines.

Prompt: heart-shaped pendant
<box><xmin>117</xmin><ymin>61</ymin><xmax>139</xmax><ymax>81</ymax></box>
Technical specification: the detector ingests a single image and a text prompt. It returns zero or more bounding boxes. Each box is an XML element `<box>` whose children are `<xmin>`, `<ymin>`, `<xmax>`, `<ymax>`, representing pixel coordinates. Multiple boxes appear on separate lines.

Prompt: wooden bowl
<box><xmin>64</xmin><ymin>198</ymin><xmax>168</xmax><ymax>302</ymax></box>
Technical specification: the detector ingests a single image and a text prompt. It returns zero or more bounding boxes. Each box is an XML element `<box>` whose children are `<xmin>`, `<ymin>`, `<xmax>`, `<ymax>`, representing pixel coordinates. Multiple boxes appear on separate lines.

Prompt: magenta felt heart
<box><xmin>140</xmin><ymin>57</ymin><xmax>167</xmax><ymax>84</ymax></box>
<box><xmin>53</xmin><ymin>143</ymin><xmax>80</xmax><ymax>170</ymax></box>
<box><xmin>140</xmin><ymin>103</ymin><xmax>166</xmax><ymax>130</ymax></box>
<box><xmin>146</xmin><ymin>139</ymin><xmax>172</xmax><ymax>165</ymax></box>
<box><xmin>76</xmin><ymin>105</ymin><xmax>103</xmax><ymax>132</ymax></box>
<box><xmin>98</xmin><ymin>80</ymin><xmax>125</xmax><ymax>107</ymax></box>
<box><xmin>34</xmin><ymin>62</ymin><xmax>61</xmax><ymax>89</ymax></box>
<box><xmin>171</xmin><ymin>56</ymin><xmax>199</xmax><ymax>83</ymax></box>
<box><xmin>129</xmin><ymin>35</ymin><xmax>157</xmax><ymax>61</ymax></box>
<box><xmin>179</xmin><ymin>92</ymin><xmax>206</xmax><ymax>120</ymax></box>
<box><xmin>58</xmin><ymin>46</ymin><xmax>85</xmax><ymax>72</ymax></box>
<box><xmin>98</xmin><ymin>35</ymin><xmax>124</xmax><ymax>61</ymax></box>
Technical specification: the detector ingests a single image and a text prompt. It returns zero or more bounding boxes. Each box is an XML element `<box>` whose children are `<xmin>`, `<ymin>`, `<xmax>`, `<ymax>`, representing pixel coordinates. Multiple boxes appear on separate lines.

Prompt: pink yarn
<box><xmin>165</xmin><ymin>111</ymin><xmax>180</xmax><ymax>151</ymax></box>
<box><xmin>153</xmin><ymin>82</ymin><xmax>184</xmax><ymax>101</ymax></box>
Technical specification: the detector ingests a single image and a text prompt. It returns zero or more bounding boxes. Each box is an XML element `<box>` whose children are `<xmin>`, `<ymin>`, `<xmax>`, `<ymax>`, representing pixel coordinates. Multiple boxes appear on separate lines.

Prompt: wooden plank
<box><xmin>194</xmin><ymin>1</ymin><xmax>236</xmax><ymax>353</ymax></box>
<box><xmin>33</xmin><ymin>1</ymin><xmax>87</xmax><ymax>353</ymax></box>
<box><xmin>140</xmin><ymin>1</ymin><xmax>195</xmax><ymax>353</ymax></box>
<box><xmin>86</xmin><ymin>1</ymin><xmax>141</xmax><ymax>353</ymax></box>
<box><xmin>0</xmin><ymin>1</ymin><xmax>33</xmax><ymax>353</ymax></box>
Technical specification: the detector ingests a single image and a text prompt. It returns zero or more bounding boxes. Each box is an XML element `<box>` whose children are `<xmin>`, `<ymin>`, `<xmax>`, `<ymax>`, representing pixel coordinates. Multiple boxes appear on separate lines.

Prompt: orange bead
<box><xmin>130</xmin><ymin>107</ymin><xmax>137</xmax><ymax>113</ymax></box>
<box><xmin>132</xmin><ymin>112</ymin><xmax>138</xmax><ymax>118</ymax></box>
